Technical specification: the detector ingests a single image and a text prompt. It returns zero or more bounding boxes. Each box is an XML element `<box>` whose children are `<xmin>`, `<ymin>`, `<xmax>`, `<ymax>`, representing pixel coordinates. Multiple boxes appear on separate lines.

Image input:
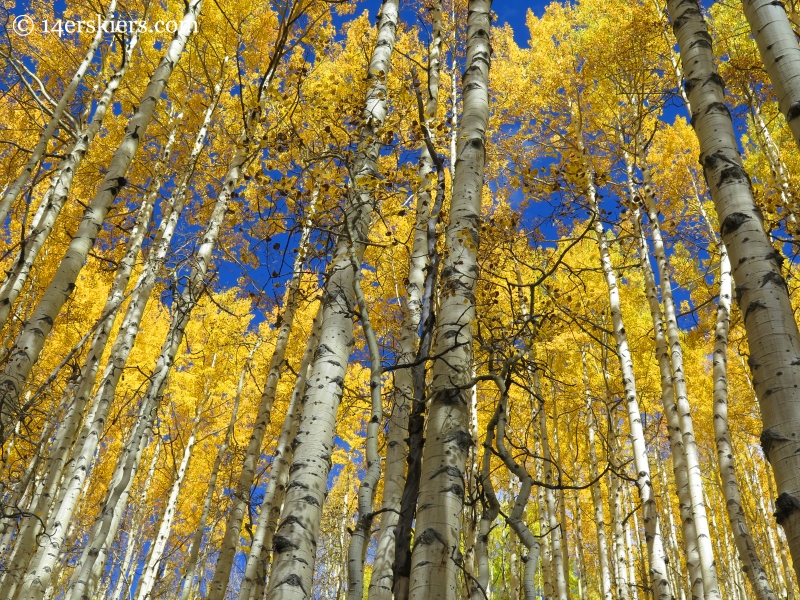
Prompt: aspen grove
<box><xmin>6</xmin><ymin>0</ymin><xmax>800</xmax><ymax>598</ymax></box>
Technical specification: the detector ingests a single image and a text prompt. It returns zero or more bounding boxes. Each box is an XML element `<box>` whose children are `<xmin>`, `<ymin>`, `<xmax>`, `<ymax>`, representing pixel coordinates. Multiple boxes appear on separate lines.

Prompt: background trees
<box><xmin>1</xmin><ymin>0</ymin><xmax>800</xmax><ymax>598</ymax></box>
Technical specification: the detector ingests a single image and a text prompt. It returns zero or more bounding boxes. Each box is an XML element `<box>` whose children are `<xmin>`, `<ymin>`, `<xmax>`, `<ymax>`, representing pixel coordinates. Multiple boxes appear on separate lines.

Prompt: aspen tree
<box><xmin>265</xmin><ymin>2</ymin><xmax>400</xmax><ymax>597</ymax></box>
<box><xmin>407</xmin><ymin>2</ymin><xmax>490</xmax><ymax>597</ymax></box>
<box><xmin>742</xmin><ymin>0</ymin><xmax>800</xmax><ymax>150</ymax></box>
<box><xmin>178</xmin><ymin>340</ymin><xmax>262</xmax><ymax>600</ymax></box>
<box><xmin>238</xmin><ymin>308</ymin><xmax>322</xmax><ymax>600</ymax></box>
<box><xmin>0</xmin><ymin>0</ymin><xmax>117</xmax><ymax>224</ymax></box>
<box><xmin>18</xmin><ymin>71</ymin><xmax>224</xmax><ymax>600</ymax></box>
<box><xmin>0</xmin><ymin>29</ymin><xmax>141</xmax><ymax>328</ymax></box>
<box><xmin>0</xmin><ymin>111</ymin><xmax>176</xmax><ymax>595</ymax></box>
<box><xmin>536</xmin><ymin>372</ymin><xmax>569</xmax><ymax>600</ymax></box>
<box><xmin>471</xmin><ymin>401</ymin><xmax>501</xmax><ymax>600</ymax></box>
<box><xmin>706</xmin><ymin>199</ymin><xmax>777</xmax><ymax>599</ymax></box>
<box><xmin>0</xmin><ymin>0</ymin><xmax>203</xmax><ymax>442</ymax></box>
<box><xmin>111</xmin><ymin>440</ymin><xmax>162</xmax><ymax>600</ymax></box>
<box><xmin>667</xmin><ymin>0</ymin><xmax>800</xmax><ymax>575</ymax></box>
<box><xmin>578</xmin><ymin>108</ymin><xmax>673</xmax><ymax>599</ymax></box>
<box><xmin>582</xmin><ymin>349</ymin><xmax>613</xmax><ymax>600</ymax></box>
<box><xmin>369</xmin><ymin>2</ymin><xmax>443</xmax><ymax>596</ymax></box>
<box><xmin>135</xmin><ymin>387</ymin><xmax>209</xmax><ymax>600</ymax></box>
<box><xmin>207</xmin><ymin>180</ymin><xmax>318</xmax><ymax>598</ymax></box>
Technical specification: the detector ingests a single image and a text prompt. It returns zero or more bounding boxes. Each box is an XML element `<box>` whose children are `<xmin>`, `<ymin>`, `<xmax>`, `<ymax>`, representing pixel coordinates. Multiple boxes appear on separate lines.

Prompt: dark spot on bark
<box><xmin>704</xmin><ymin>102</ymin><xmax>731</xmax><ymax>120</ymax></box>
<box><xmin>775</xmin><ymin>493</ymin><xmax>800</xmax><ymax>525</ymax></box>
<box><xmin>761</xmin><ymin>427</ymin><xmax>791</xmax><ymax>457</ymax></box>
<box><xmin>735</xmin><ymin>285</ymin><xmax>749</xmax><ymax>305</ymax></box>
<box><xmin>413</xmin><ymin>528</ymin><xmax>446</xmax><ymax>548</ymax></box>
<box><xmin>40</xmin><ymin>314</ymin><xmax>54</xmax><ymax>326</ymax></box>
<box><xmin>720</xmin><ymin>212</ymin><xmax>751</xmax><ymax>236</ymax></box>
<box><xmin>717</xmin><ymin>165</ymin><xmax>751</xmax><ymax>187</ymax></box>
<box><xmin>286</xmin><ymin>479</ymin><xmax>309</xmax><ymax>491</ymax></box>
<box><xmin>276</xmin><ymin>574</ymin><xmax>306</xmax><ymax>593</ymax></box>
<box><xmin>330</xmin><ymin>375</ymin><xmax>344</xmax><ymax>389</ymax></box>
<box><xmin>787</xmin><ymin>100</ymin><xmax>800</xmax><ymax>123</ymax></box>
<box><xmin>761</xmin><ymin>271</ymin><xmax>787</xmax><ymax>290</ymax></box>
<box><xmin>444</xmin><ymin>429</ymin><xmax>474</xmax><ymax>451</ymax></box>
<box><xmin>301</xmin><ymin>495</ymin><xmax>320</xmax><ymax>506</ymax></box>
<box><xmin>744</xmin><ymin>300</ymin><xmax>767</xmax><ymax>321</ymax></box>
<box><xmin>314</xmin><ymin>343</ymin><xmax>333</xmax><ymax>359</ymax></box>
<box><xmin>442</xmin><ymin>484</ymin><xmax>464</xmax><ymax>496</ymax></box>
<box><xmin>273</xmin><ymin>535</ymin><xmax>298</xmax><ymax>553</ymax></box>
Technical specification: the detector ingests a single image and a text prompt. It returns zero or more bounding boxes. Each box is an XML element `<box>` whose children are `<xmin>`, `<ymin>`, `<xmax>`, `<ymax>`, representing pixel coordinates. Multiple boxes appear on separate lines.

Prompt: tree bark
<box><xmin>406</xmin><ymin>2</ymin><xmax>490</xmax><ymax>598</ymax></box>
<box><xmin>667</xmin><ymin>0</ymin><xmax>800</xmax><ymax>579</ymax></box>
<box><xmin>264</xmin><ymin>3</ymin><xmax>399</xmax><ymax>598</ymax></box>
<box><xmin>0</xmin><ymin>0</ymin><xmax>203</xmax><ymax>443</ymax></box>
<box><xmin>742</xmin><ymin>0</ymin><xmax>800</xmax><ymax>150</ymax></box>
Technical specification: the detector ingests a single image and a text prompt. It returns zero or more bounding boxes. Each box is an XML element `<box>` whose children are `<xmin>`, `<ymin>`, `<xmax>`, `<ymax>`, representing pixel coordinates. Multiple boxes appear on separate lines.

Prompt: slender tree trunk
<box><xmin>667</xmin><ymin>0</ymin><xmax>800</xmax><ymax>578</ymax></box>
<box><xmin>407</xmin><ymin>3</ymin><xmax>490</xmax><ymax>598</ymax></box>
<box><xmin>579</xmin><ymin>110</ymin><xmax>672</xmax><ymax>600</ymax></box>
<box><xmin>0</xmin><ymin>30</ymin><xmax>141</xmax><ymax>328</ymax></box>
<box><xmin>177</xmin><ymin>340</ymin><xmax>261</xmax><ymax>600</ymax></box>
<box><xmin>264</xmin><ymin>3</ymin><xmax>399</xmax><ymax>598</ymax></box>
<box><xmin>368</xmin><ymin>4</ymin><xmax>442</xmax><ymax>596</ymax></box>
<box><xmin>17</xmin><ymin>68</ymin><xmax>221</xmax><ymax>600</ymax></box>
<box><xmin>582</xmin><ymin>349</ymin><xmax>613</xmax><ymax>600</ymax></box>
<box><xmin>535</xmin><ymin>375</ymin><xmax>568</xmax><ymax>600</ymax></box>
<box><xmin>135</xmin><ymin>393</ymin><xmax>207</xmax><ymax>600</ymax></box>
<box><xmin>207</xmin><ymin>184</ymin><xmax>319</xmax><ymax>600</ymax></box>
<box><xmin>241</xmin><ymin>308</ymin><xmax>322</xmax><ymax>600</ymax></box>
<box><xmin>711</xmin><ymin>228</ymin><xmax>776</xmax><ymax>599</ymax></box>
<box><xmin>0</xmin><ymin>0</ymin><xmax>203</xmax><ymax>443</ymax></box>
<box><xmin>111</xmin><ymin>441</ymin><xmax>161</xmax><ymax>600</ymax></box>
<box><xmin>742</xmin><ymin>0</ymin><xmax>800</xmax><ymax>150</ymax></box>
<box><xmin>470</xmin><ymin>402</ymin><xmax>501</xmax><ymax>600</ymax></box>
<box><xmin>0</xmin><ymin>0</ymin><xmax>117</xmax><ymax>224</ymax></box>
<box><xmin>634</xmin><ymin>143</ymin><xmax>722</xmax><ymax>599</ymax></box>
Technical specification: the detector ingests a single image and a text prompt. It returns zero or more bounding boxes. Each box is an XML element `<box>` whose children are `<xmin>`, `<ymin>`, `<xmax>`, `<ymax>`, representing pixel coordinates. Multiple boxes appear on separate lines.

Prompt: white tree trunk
<box><xmin>111</xmin><ymin>441</ymin><xmax>161</xmax><ymax>600</ymax></box>
<box><xmin>0</xmin><ymin>0</ymin><xmax>117</xmax><ymax>224</ymax></box>
<box><xmin>18</xmin><ymin>65</ymin><xmax>221</xmax><ymax>599</ymax></box>
<box><xmin>407</xmin><ymin>2</ymin><xmax>490</xmax><ymax>597</ymax></box>
<box><xmin>264</xmin><ymin>3</ymin><xmax>399</xmax><ymax>597</ymax></box>
<box><xmin>0</xmin><ymin>30</ymin><xmax>141</xmax><ymax>328</ymax></box>
<box><xmin>636</xmin><ymin>144</ymin><xmax>721</xmax><ymax>599</ymax></box>
<box><xmin>581</xmin><ymin>349</ymin><xmax>613</xmax><ymax>600</ymax></box>
<box><xmin>580</xmin><ymin>112</ymin><xmax>672</xmax><ymax>600</ymax></box>
<box><xmin>135</xmin><ymin>396</ymin><xmax>205</xmax><ymax>600</ymax></box>
<box><xmin>0</xmin><ymin>0</ymin><xmax>202</xmax><ymax>442</ymax></box>
<box><xmin>368</xmin><ymin>3</ymin><xmax>442</xmax><ymax>596</ymax></box>
<box><xmin>238</xmin><ymin>308</ymin><xmax>322</xmax><ymax>600</ymax></box>
<box><xmin>177</xmin><ymin>340</ymin><xmax>261</xmax><ymax>600</ymax></box>
<box><xmin>743</xmin><ymin>0</ymin><xmax>800</xmax><ymax>150</ymax></box>
<box><xmin>668</xmin><ymin>0</ymin><xmax>800</xmax><ymax>578</ymax></box>
<box><xmin>535</xmin><ymin>373</ymin><xmax>568</xmax><ymax>600</ymax></box>
<box><xmin>207</xmin><ymin>185</ymin><xmax>318</xmax><ymax>600</ymax></box>
<box><xmin>711</xmin><ymin>228</ymin><xmax>776</xmax><ymax>599</ymax></box>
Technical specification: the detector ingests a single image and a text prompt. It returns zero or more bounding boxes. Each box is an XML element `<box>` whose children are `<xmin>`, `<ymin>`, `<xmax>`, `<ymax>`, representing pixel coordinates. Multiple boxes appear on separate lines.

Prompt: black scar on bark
<box><xmin>744</xmin><ymin>300</ymin><xmax>767</xmax><ymax>321</ymax></box>
<box><xmin>717</xmin><ymin>165</ymin><xmax>751</xmax><ymax>187</ymax></box>
<box><xmin>761</xmin><ymin>426</ymin><xmax>791</xmax><ymax>457</ymax></box>
<box><xmin>734</xmin><ymin>285</ymin><xmax>749</xmax><ymax>305</ymax></box>
<box><xmin>761</xmin><ymin>271</ymin><xmax>788</xmax><ymax>291</ymax></box>
<box><xmin>775</xmin><ymin>493</ymin><xmax>800</xmax><ymax>525</ymax></box>
<box><xmin>300</xmin><ymin>495</ymin><xmax>320</xmax><ymax>507</ymax></box>
<box><xmin>720</xmin><ymin>212</ymin><xmax>751</xmax><ymax>236</ymax></box>
<box><xmin>688</xmin><ymin>31</ymin><xmax>712</xmax><ymax>50</ymax></box>
<box><xmin>705</xmin><ymin>102</ymin><xmax>731</xmax><ymax>121</ymax></box>
<box><xmin>273</xmin><ymin>535</ymin><xmax>298</xmax><ymax>553</ymax></box>
<box><xmin>444</xmin><ymin>429</ymin><xmax>474</xmax><ymax>451</ymax></box>
<box><xmin>672</xmin><ymin>7</ymin><xmax>703</xmax><ymax>34</ymax></box>
<box><xmin>276</xmin><ymin>574</ymin><xmax>306</xmax><ymax>594</ymax></box>
<box><xmin>429</xmin><ymin>465</ymin><xmax>462</xmax><ymax>481</ymax></box>
<box><xmin>413</xmin><ymin>527</ymin><xmax>446</xmax><ymax>548</ymax></box>
<box><xmin>786</xmin><ymin>100</ymin><xmax>800</xmax><ymax>123</ymax></box>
